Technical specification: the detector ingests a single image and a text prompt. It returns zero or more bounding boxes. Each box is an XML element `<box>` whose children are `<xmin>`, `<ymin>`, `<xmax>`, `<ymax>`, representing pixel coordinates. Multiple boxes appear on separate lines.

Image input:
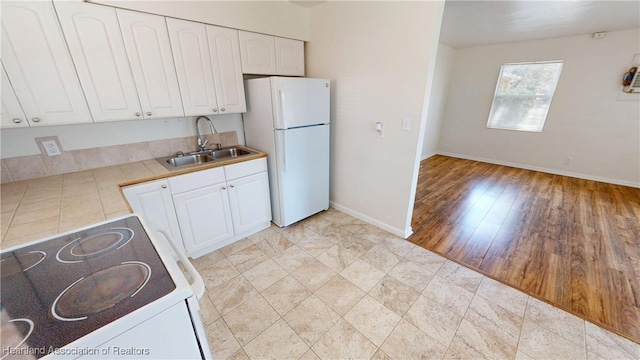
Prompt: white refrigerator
<box><xmin>243</xmin><ymin>77</ymin><xmax>330</xmax><ymax>227</ymax></box>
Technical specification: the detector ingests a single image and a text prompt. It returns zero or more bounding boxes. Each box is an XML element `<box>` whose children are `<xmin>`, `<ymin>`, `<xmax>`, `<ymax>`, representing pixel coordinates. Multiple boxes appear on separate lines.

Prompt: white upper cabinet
<box><xmin>166</xmin><ymin>18</ymin><xmax>218</xmax><ymax>116</ymax></box>
<box><xmin>55</xmin><ymin>2</ymin><xmax>143</xmax><ymax>122</ymax></box>
<box><xmin>238</xmin><ymin>31</ymin><xmax>277</xmax><ymax>75</ymax></box>
<box><xmin>117</xmin><ymin>9</ymin><xmax>184</xmax><ymax>119</ymax></box>
<box><xmin>1</xmin><ymin>63</ymin><xmax>28</xmax><ymax>129</ymax></box>
<box><xmin>206</xmin><ymin>25</ymin><xmax>246</xmax><ymax>114</ymax></box>
<box><xmin>167</xmin><ymin>19</ymin><xmax>246</xmax><ymax>115</ymax></box>
<box><xmin>238</xmin><ymin>31</ymin><xmax>304</xmax><ymax>76</ymax></box>
<box><xmin>1</xmin><ymin>1</ymin><xmax>92</xmax><ymax>126</ymax></box>
<box><xmin>275</xmin><ymin>37</ymin><xmax>305</xmax><ymax>76</ymax></box>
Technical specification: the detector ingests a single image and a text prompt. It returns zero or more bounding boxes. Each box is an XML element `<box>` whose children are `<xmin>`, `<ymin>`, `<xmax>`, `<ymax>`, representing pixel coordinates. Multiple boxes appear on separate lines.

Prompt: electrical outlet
<box><xmin>563</xmin><ymin>156</ymin><xmax>573</xmax><ymax>165</ymax></box>
<box><xmin>42</xmin><ymin>140</ymin><xmax>61</xmax><ymax>156</ymax></box>
<box><xmin>402</xmin><ymin>118</ymin><xmax>410</xmax><ymax>131</ymax></box>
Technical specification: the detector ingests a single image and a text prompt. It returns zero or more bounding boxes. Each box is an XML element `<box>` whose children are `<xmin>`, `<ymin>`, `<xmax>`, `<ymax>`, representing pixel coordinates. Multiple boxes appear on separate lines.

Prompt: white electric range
<box><xmin>1</xmin><ymin>214</ymin><xmax>211</xmax><ymax>359</ymax></box>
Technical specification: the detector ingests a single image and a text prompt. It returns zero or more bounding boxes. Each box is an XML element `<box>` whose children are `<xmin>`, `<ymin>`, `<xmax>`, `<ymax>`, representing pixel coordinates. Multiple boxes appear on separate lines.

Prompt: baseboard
<box><xmin>437</xmin><ymin>151</ymin><xmax>640</xmax><ymax>188</ymax></box>
<box><xmin>329</xmin><ymin>201</ymin><xmax>413</xmax><ymax>239</ymax></box>
<box><xmin>420</xmin><ymin>151</ymin><xmax>439</xmax><ymax>161</ymax></box>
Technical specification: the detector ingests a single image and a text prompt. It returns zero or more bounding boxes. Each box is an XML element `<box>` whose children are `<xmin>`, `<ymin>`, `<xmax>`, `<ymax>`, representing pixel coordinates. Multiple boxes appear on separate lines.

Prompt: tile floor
<box><xmin>190</xmin><ymin>209</ymin><xmax>640</xmax><ymax>360</ymax></box>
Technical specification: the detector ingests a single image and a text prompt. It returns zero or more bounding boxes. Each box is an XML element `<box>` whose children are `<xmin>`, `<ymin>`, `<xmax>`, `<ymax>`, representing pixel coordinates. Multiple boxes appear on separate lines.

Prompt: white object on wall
<box><xmin>618</xmin><ymin>53</ymin><xmax>640</xmax><ymax>100</ymax></box>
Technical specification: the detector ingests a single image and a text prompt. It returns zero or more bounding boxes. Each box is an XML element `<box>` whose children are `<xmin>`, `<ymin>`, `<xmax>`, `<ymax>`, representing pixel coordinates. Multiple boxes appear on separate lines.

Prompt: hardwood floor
<box><xmin>409</xmin><ymin>155</ymin><xmax>640</xmax><ymax>344</ymax></box>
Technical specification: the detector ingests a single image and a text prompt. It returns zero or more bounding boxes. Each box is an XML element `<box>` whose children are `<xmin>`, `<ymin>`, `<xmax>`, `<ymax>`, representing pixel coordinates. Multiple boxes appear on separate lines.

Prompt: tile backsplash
<box><xmin>1</xmin><ymin>131</ymin><xmax>238</xmax><ymax>184</ymax></box>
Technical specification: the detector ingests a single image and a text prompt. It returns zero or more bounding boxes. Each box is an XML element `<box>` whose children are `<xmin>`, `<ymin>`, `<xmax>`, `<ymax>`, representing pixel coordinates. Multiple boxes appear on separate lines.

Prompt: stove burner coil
<box><xmin>51</xmin><ymin>261</ymin><xmax>151</xmax><ymax>322</ymax></box>
<box><xmin>56</xmin><ymin>227</ymin><xmax>134</xmax><ymax>264</ymax></box>
<box><xmin>0</xmin><ymin>251</ymin><xmax>46</xmax><ymax>277</ymax></box>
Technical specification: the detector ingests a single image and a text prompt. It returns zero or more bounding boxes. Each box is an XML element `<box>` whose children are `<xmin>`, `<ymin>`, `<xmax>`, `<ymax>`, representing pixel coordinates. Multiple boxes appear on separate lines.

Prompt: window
<box><xmin>487</xmin><ymin>61</ymin><xmax>563</xmax><ymax>132</ymax></box>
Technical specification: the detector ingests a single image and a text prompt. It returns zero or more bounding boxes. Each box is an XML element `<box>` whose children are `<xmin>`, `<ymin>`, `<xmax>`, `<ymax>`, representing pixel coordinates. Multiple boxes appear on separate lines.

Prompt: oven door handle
<box><xmin>157</xmin><ymin>229</ymin><xmax>205</xmax><ymax>301</ymax></box>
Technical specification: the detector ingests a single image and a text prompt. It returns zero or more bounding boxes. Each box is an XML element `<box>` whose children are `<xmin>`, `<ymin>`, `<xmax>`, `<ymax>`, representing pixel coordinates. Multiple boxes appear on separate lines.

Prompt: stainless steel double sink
<box><xmin>156</xmin><ymin>146</ymin><xmax>255</xmax><ymax>171</ymax></box>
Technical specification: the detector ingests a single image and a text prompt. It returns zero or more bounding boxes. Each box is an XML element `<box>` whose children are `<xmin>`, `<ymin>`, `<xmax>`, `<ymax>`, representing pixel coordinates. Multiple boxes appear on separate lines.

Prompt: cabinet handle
<box><xmin>146</xmin><ymin>112</ymin><xmax>152</xmax><ymax>116</ymax></box>
<box><xmin>212</xmin><ymin>108</ymin><xmax>218</xmax><ymax>113</ymax></box>
<box><xmin>12</xmin><ymin>118</ymin><xmax>22</xmax><ymax>124</ymax></box>
<box><xmin>220</xmin><ymin>108</ymin><xmax>225</xmax><ymax>112</ymax></box>
<box><xmin>229</xmin><ymin>184</ymin><xmax>234</xmax><ymax>188</ymax></box>
<box><xmin>161</xmin><ymin>184</ymin><xmax>167</xmax><ymax>189</ymax></box>
<box><xmin>32</xmin><ymin>117</ymin><xmax>41</xmax><ymax>123</ymax></box>
<box><xmin>221</xmin><ymin>186</ymin><xmax>226</xmax><ymax>190</ymax></box>
<box><xmin>135</xmin><ymin>112</ymin><xmax>141</xmax><ymax>117</ymax></box>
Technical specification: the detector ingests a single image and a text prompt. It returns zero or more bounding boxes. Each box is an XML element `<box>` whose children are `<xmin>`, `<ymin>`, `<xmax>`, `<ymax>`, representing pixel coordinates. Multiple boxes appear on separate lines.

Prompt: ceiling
<box><xmin>440</xmin><ymin>0</ymin><xmax>640</xmax><ymax>48</ymax></box>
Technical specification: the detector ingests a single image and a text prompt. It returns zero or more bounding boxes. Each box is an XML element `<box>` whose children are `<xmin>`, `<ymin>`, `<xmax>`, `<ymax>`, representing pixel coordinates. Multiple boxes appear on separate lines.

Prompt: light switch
<box><xmin>402</xmin><ymin>118</ymin><xmax>410</xmax><ymax>131</ymax></box>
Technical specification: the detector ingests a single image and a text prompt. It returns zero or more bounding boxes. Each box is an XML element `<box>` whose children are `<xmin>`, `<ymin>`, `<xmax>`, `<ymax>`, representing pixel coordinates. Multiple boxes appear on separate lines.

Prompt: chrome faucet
<box><xmin>195</xmin><ymin>116</ymin><xmax>221</xmax><ymax>152</ymax></box>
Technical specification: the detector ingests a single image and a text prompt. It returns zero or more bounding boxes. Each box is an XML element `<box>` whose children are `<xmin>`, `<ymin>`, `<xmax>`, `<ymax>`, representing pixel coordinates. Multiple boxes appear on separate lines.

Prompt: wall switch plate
<box><xmin>402</xmin><ymin>118</ymin><xmax>410</xmax><ymax>131</ymax></box>
<box><xmin>42</xmin><ymin>140</ymin><xmax>61</xmax><ymax>156</ymax></box>
<box><xmin>376</xmin><ymin>122</ymin><xmax>384</xmax><ymax>139</ymax></box>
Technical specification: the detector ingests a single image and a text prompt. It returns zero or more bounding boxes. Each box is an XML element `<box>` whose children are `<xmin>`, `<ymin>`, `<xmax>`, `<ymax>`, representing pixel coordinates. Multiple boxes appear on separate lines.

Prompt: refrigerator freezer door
<box><xmin>272</xmin><ymin>77</ymin><xmax>330</xmax><ymax>129</ymax></box>
<box><xmin>273</xmin><ymin>125</ymin><xmax>330</xmax><ymax>227</ymax></box>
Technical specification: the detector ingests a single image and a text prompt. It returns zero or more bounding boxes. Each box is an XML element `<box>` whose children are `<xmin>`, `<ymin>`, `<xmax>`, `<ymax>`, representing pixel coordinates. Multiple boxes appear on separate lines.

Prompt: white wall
<box><xmin>306</xmin><ymin>1</ymin><xmax>444</xmax><ymax>237</ymax></box>
<box><xmin>0</xmin><ymin>115</ymin><xmax>244</xmax><ymax>158</ymax></box>
<box><xmin>89</xmin><ymin>0</ymin><xmax>310</xmax><ymax>40</ymax></box>
<box><xmin>438</xmin><ymin>29</ymin><xmax>640</xmax><ymax>187</ymax></box>
<box><xmin>422</xmin><ymin>43</ymin><xmax>456</xmax><ymax>159</ymax></box>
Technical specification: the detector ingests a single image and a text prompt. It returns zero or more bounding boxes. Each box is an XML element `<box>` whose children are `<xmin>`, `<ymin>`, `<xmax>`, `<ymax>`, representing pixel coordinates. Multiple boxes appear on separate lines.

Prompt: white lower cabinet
<box><xmin>121</xmin><ymin>179</ymin><xmax>184</xmax><ymax>252</ymax></box>
<box><xmin>172</xmin><ymin>181</ymin><xmax>235</xmax><ymax>256</ymax></box>
<box><xmin>122</xmin><ymin>158</ymin><xmax>271</xmax><ymax>258</ymax></box>
<box><xmin>228</xmin><ymin>172</ymin><xmax>271</xmax><ymax>234</ymax></box>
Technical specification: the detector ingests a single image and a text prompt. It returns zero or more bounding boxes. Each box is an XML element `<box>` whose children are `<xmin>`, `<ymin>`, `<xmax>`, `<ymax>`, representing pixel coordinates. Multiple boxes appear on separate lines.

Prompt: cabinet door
<box><xmin>1</xmin><ymin>1</ymin><xmax>92</xmax><ymax>126</ymax></box>
<box><xmin>117</xmin><ymin>9</ymin><xmax>184</xmax><ymax>119</ymax></box>
<box><xmin>238</xmin><ymin>31</ymin><xmax>277</xmax><ymax>75</ymax></box>
<box><xmin>55</xmin><ymin>2</ymin><xmax>143</xmax><ymax>122</ymax></box>
<box><xmin>227</xmin><ymin>172</ymin><xmax>271</xmax><ymax>234</ymax></box>
<box><xmin>122</xmin><ymin>180</ymin><xmax>184</xmax><ymax>252</ymax></box>
<box><xmin>275</xmin><ymin>37</ymin><xmax>305</xmax><ymax>76</ymax></box>
<box><xmin>173</xmin><ymin>183</ymin><xmax>234</xmax><ymax>256</ymax></box>
<box><xmin>166</xmin><ymin>18</ymin><xmax>218</xmax><ymax>116</ymax></box>
<box><xmin>207</xmin><ymin>25</ymin><xmax>246</xmax><ymax>114</ymax></box>
<box><xmin>1</xmin><ymin>63</ymin><xmax>28</xmax><ymax>128</ymax></box>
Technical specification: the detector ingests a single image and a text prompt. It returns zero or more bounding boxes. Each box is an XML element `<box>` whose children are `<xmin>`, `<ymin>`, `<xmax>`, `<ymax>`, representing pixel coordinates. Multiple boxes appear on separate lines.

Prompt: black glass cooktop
<box><xmin>0</xmin><ymin>216</ymin><xmax>176</xmax><ymax>358</ymax></box>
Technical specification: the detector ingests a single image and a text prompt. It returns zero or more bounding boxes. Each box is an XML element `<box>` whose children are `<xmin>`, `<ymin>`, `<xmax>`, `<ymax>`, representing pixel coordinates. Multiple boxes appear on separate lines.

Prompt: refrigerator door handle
<box><xmin>279</xmin><ymin>132</ymin><xmax>287</xmax><ymax>172</ymax></box>
<box><xmin>278</xmin><ymin>90</ymin><xmax>285</xmax><ymax>128</ymax></box>
<box><xmin>276</xmin><ymin>130</ymin><xmax>287</xmax><ymax>172</ymax></box>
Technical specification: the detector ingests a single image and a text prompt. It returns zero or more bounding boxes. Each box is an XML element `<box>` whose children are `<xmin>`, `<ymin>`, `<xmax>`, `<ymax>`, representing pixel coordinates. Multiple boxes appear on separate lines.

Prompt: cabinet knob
<box><xmin>212</xmin><ymin>108</ymin><xmax>218</xmax><ymax>113</ymax></box>
<box><xmin>221</xmin><ymin>186</ymin><xmax>226</xmax><ymax>190</ymax></box>
<box><xmin>146</xmin><ymin>112</ymin><xmax>152</xmax><ymax>116</ymax></box>
<box><xmin>12</xmin><ymin>118</ymin><xmax>22</xmax><ymax>124</ymax></box>
<box><xmin>32</xmin><ymin>117</ymin><xmax>41</xmax><ymax>123</ymax></box>
<box><xmin>161</xmin><ymin>184</ymin><xmax>167</xmax><ymax>189</ymax></box>
<box><xmin>220</xmin><ymin>108</ymin><xmax>225</xmax><ymax>112</ymax></box>
<box><xmin>229</xmin><ymin>184</ymin><xmax>234</xmax><ymax>188</ymax></box>
<box><xmin>135</xmin><ymin>112</ymin><xmax>141</xmax><ymax>117</ymax></box>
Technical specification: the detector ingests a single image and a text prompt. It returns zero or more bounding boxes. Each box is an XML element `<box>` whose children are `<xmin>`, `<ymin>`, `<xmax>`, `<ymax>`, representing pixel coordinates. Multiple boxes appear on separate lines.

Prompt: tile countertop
<box><xmin>0</xmin><ymin>150</ymin><xmax>267</xmax><ymax>250</ymax></box>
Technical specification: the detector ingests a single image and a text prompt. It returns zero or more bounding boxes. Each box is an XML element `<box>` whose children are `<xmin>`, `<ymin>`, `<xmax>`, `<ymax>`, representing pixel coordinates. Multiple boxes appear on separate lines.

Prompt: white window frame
<box><xmin>486</xmin><ymin>60</ymin><xmax>563</xmax><ymax>132</ymax></box>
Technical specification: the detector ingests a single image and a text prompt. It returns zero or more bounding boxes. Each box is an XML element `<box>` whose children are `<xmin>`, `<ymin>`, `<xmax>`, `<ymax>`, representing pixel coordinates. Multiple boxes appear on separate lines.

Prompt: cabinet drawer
<box><xmin>224</xmin><ymin>158</ymin><xmax>267</xmax><ymax>181</ymax></box>
<box><xmin>169</xmin><ymin>166</ymin><xmax>226</xmax><ymax>194</ymax></box>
